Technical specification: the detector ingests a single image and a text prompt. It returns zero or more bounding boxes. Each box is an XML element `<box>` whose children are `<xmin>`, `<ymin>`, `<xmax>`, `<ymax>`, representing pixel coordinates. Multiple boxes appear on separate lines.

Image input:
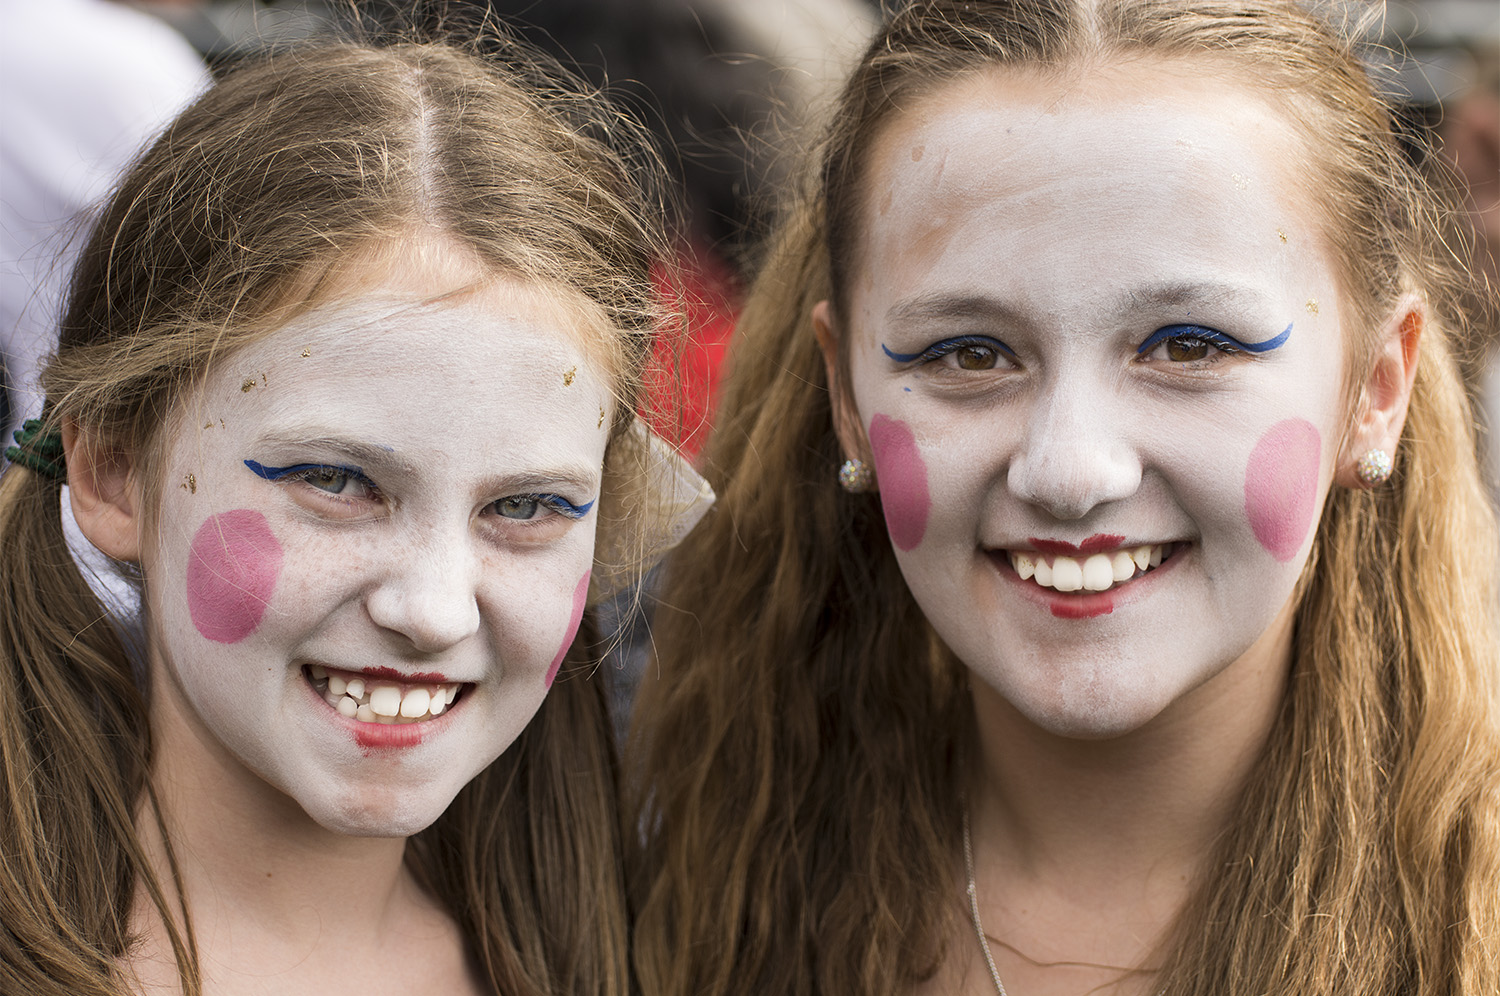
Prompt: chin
<box><xmin>298</xmin><ymin>785</ymin><xmax>460</xmax><ymax>838</ymax></box>
<box><xmin>983</xmin><ymin>669</ymin><xmax>1175</xmax><ymax>741</ymax></box>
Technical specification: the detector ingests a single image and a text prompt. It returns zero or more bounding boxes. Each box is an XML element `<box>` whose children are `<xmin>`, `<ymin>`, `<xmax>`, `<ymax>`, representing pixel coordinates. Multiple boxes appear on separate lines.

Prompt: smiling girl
<box><xmin>629</xmin><ymin>2</ymin><xmax>1500</xmax><ymax>994</ymax></box>
<box><xmin>1</xmin><ymin>32</ymin><xmax>680</xmax><ymax>996</ymax></box>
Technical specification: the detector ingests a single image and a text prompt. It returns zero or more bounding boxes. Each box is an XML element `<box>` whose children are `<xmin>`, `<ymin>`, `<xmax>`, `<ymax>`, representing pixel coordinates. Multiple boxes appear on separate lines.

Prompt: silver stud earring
<box><xmin>838</xmin><ymin>458</ymin><xmax>875</xmax><ymax>493</ymax></box>
<box><xmin>1355</xmin><ymin>448</ymin><xmax>1393</xmax><ymax>487</ymax></box>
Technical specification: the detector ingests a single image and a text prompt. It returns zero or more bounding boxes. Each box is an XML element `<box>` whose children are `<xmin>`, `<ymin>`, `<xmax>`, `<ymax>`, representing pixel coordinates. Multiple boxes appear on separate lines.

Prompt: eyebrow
<box><xmin>251</xmin><ymin>432</ymin><xmax>600</xmax><ymax>495</ymax></box>
<box><xmin>1122</xmin><ymin>280</ymin><xmax>1277</xmax><ymax>315</ymax></box>
<box><xmin>253</xmin><ymin>433</ymin><xmax>421</xmax><ymax>477</ymax></box>
<box><xmin>885</xmin><ymin>293</ymin><xmax>1035</xmax><ymax>331</ymax></box>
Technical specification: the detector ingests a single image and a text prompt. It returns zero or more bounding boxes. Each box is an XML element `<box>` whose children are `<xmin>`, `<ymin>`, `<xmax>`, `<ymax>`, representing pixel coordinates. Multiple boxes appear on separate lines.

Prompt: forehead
<box><xmin>179</xmin><ymin>275</ymin><xmax>611</xmax><ymax>468</ymax></box>
<box><xmin>853</xmin><ymin>61</ymin><xmax>1327</xmax><ymax>319</ymax></box>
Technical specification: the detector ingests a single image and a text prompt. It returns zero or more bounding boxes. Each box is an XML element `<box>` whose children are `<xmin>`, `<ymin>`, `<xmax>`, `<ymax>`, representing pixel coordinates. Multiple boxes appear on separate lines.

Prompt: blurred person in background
<box><xmin>1</xmin><ymin>0</ymin><xmax>209</xmax><ymax>445</ymax></box>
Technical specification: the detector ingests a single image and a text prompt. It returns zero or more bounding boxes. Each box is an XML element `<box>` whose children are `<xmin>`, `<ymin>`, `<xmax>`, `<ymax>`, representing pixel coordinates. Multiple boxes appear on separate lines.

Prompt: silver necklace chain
<box><xmin>963</xmin><ymin>805</ymin><xmax>1012</xmax><ymax>996</ymax></box>
<box><xmin>961</xmin><ymin>807</ymin><xmax>1165</xmax><ymax>996</ymax></box>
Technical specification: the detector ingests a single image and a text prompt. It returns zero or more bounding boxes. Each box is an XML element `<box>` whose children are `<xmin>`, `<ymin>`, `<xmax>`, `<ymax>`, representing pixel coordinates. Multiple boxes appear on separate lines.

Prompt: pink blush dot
<box><xmin>186</xmin><ymin>510</ymin><xmax>284</xmax><ymax>643</ymax></box>
<box><xmin>1243</xmin><ymin>418</ymin><xmax>1322</xmax><ymax>563</ymax></box>
<box><xmin>546</xmin><ymin>571</ymin><xmax>591</xmax><ymax>688</ymax></box>
<box><xmin>868</xmin><ymin>414</ymin><xmax>930</xmax><ymax>551</ymax></box>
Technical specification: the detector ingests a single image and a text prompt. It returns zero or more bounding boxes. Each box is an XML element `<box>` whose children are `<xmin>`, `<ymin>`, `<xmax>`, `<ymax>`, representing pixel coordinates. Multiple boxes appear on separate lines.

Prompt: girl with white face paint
<box><xmin>628</xmin><ymin>3</ymin><xmax>1500</xmax><ymax>995</ymax></box>
<box><xmin>0</xmin><ymin>31</ymin><xmax>699</xmax><ymax>996</ymax></box>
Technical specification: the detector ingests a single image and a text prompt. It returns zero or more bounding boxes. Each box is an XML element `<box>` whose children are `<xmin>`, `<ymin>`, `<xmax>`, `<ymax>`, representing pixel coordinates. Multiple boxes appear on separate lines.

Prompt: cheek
<box><xmin>1243</xmin><ymin>418</ymin><xmax>1322</xmax><ymax>562</ymax></box>
<box><xmin>869</xmin><ymin>414</ymin><xmax>931</xmax><ymax>551</ymax></box>
<box><xmin>186</xmin><ymin>510</ymin><xmax>284</xmax><ymax>643</ymax></box>
<box><xmin>545</xmin><ymin>570</ymin><xmax>591</xmax><ymax>688</ymax></box>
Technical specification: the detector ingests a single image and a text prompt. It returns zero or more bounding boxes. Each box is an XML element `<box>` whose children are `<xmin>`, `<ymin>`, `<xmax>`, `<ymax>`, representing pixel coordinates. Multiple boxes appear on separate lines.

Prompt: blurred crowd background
<box><xmin>3</xmin><ymin>0</ymin><xmax>1497</xmax><ymax>486</ymax></box>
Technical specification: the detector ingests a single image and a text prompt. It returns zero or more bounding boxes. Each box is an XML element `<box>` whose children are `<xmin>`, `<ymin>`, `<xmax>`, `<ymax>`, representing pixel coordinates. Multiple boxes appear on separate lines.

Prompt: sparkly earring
<box><xmin>838</xmin><ymin>458</ymin><xmax>875</xmax><ymax>493</ymax></box>
<box><xmin>1355</xmin><ymin>448</ymin><xmax>1393</xmax><ymax>487</ymax></box>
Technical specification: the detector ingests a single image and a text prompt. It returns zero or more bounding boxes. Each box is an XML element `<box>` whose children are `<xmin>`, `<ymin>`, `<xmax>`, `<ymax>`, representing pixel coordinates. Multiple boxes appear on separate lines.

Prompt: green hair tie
<box><xmin>5</xmin><ymin>419</ymin><xmax>66</xmax><ymax>480</ymax></box>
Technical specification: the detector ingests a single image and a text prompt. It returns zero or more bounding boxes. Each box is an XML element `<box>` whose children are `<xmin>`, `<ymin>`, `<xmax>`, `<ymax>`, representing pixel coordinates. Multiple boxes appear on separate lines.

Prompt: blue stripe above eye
<box><xmin>882</xmin><ymin>344</ymin><xmax>924</xmax><ymax>362</ymax></box>
<box><xmin>546</xmin><ymin>496</ymin><xmax>596</xmax><ymax>519</ymax></box>
<box><xmin>882</xmin><ymin>336</ymin><xmax>1018</xmax><ymax>363</ymax></box>
<box><xmin>244</xmin><ymin>459</ymin><xmax>367</xmax><ymax>480</ymax></box>
<box><xmin>1136</xmin><ymin>322</ymin><xmax>1292</xmax><ymax>355</ymax></box>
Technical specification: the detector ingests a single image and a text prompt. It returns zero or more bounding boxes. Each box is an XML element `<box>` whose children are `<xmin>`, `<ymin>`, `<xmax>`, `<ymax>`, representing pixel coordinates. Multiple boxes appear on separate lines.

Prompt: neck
<box><xmin>127</xmin><ymin>678</ymin><xmax>463</xmax><ymax>994</ymax></box>
<box><xmin>959</xmin><ymin>603</ymin><xmax>1293</xmax><ymax>993</ymax></box>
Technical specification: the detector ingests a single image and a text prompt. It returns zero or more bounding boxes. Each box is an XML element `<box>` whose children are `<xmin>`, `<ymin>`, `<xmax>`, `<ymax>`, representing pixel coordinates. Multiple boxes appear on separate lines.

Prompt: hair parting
<box><xmin>627</xmin><ymin>3</ymin><xmax>1500</xmax><ymax>995</ymax></box>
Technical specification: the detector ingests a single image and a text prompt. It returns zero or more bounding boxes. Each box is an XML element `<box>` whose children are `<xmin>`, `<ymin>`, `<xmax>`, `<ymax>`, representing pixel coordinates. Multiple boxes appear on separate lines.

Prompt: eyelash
<box><xmin>508</xmin><ymin>494</ymin><xmax>596</xmax><ymax>521</ymax></box>
<box><xmin>245</xmin><ymin>460</ymin><xmax>380</xmax><ymax>498</ymax></box>
<box><xmin>1135</xmin><ymin>324</ymin><xmax>1248</xmax><ymax>358</ymax></box>
<box><xmin>245</xmin><ymin>459</ymin><xmax>594</xmax><ymax>522</ymax></box>
<box><xmin>883</xmin><ymin>335</ymin><xmax>1017</xmax><ymax>365</ymax></box>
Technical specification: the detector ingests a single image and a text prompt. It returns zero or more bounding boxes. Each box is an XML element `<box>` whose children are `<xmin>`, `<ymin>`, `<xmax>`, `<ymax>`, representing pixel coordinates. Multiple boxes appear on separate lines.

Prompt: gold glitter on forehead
<box><xmin>564</xmin><ymin>365</ymin><xmax>577</xmax><ymax>386</ymax></box>
<box><xmin>1305</xmin><ymin>299</ymin><xmax>1319</xmax><ymax>315</ymax></box>
<box><xmin>301</xmin><ymin>347</ymin><xmax>311</xmax><ymax>358</ymax></box>
<box><xmin>241</xmin><ymin>378</ymin><xmax>256</xmax><ymax>392</ymax></box>
<box><xmin>1276</xmin><ymin>229</ymin><xmax>1288</xmax><ymax>243</ymax></box>
<box><xmin>181</xmin><ymin>473</ymin><xmax>197</xmax><ymax>494</ymax></box>
<box><xmin>598</xmin><ymin>407</ymin><xmax>606</xmax><ymax>428</ymax></box>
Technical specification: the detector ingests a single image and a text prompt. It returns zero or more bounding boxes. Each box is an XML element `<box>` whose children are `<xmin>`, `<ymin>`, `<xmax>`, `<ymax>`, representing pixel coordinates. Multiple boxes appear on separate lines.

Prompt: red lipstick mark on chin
<box><xmin>1027</xmin><ymin>534</ymin><xmax>1126</xmax><ymax>556</ymax></box>
<box><xmin>546</xmin><ymin>571</ymin><xmax>591</xmax><ymax>688</ymax></box>
<box><xmin>187</xmin><ymin>510</ymin><xmax>283</xmax><ymax>643</ymax></box>
<box><xmin>352</xmin><ymin>722</ymin><xmax>426</xmax><ymax>751</ymax></box>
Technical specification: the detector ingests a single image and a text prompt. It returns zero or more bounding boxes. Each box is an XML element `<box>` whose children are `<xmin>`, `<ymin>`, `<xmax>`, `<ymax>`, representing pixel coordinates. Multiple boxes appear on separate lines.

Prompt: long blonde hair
<box><xmin>0</xmin><ymin>32</ymin><xmax>675</xmax><ymax>996</ymax></box>
<box><xmin>628</xmin><ymin>2</ymin><xmax>1500</xmax><ymax>994</ymax></box>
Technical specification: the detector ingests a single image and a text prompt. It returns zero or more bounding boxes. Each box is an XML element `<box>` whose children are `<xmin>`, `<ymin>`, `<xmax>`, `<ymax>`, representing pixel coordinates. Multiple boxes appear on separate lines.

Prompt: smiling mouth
<box><xmin>1001</xmin><ymin>542</ymin><xmax>1181</xmax><ymax>593</ymax></box>
<box><xmin>305</xmin><ymin>664</ymin><xmax>464</xmax><ymax>724</ymax></box>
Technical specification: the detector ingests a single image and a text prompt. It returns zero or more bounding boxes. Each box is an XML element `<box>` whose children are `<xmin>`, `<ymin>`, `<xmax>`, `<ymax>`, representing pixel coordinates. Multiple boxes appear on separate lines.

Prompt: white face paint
<box><xmin>144</xmin><ymin>255</ymin><xmax>612</xmax><ymax>836</ymax></box>
<box><xmin>840</xmin><ymin>64</ymin><xmax>1350</xmax><ymax>738</ymax></box>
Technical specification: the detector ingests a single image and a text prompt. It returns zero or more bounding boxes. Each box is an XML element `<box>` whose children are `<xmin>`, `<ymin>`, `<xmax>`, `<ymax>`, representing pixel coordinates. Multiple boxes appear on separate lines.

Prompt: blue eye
<box><xmin>1136</xmin><ymin>322</ymin><xmax>1292</xmax><ymax>361</ymax></box>
<box><xmin>244</xmin><ymin>459</ymin><xmax>378</xmax><ymax>499</ymax></box>
<box><xmin>883</xmin><ymin>336</ymin><xmax>1017</xmax><ymax>369</ymax></box>
<box><xmin>492</xmin><ymin>494</ymin><xmax>595</xmax><ymax>521</ymax></box>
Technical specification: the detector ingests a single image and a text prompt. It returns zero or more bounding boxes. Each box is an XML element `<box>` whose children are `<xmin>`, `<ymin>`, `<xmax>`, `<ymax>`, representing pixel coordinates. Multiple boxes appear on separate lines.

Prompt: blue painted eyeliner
<box><xmin>882</xmin><ymin>335</ymin><xmax>1017</xmax><ymax>364</ymax></box>
<box><xmin>244</xmin><ymin>459</ymin><xmax>367</xmax><ymax>481</ymax></box>
<box><xmin>1136</xmin><ymin>322</ymin><xmax>1292</xmax><ymax>356</ymax></box>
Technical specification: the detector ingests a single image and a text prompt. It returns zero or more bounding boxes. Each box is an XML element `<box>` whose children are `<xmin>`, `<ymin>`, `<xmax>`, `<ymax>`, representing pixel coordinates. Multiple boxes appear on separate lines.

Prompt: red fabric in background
<box><xmin>643</xmin><ymin>247</ymin><xmax>740</xmax><ymax>461</ymax></box>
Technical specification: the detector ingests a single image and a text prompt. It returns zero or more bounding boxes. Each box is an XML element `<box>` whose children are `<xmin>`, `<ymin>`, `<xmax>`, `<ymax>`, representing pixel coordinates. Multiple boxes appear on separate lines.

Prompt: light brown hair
<box><xmin>0</xmin><ymin>31</ymin><xmax>675</xmax><ymax>996</ymax></box>
<box><xmin>628</xmin><ymin>2</ymin><xmax>1500</xmax><ymax>993</ymax></box>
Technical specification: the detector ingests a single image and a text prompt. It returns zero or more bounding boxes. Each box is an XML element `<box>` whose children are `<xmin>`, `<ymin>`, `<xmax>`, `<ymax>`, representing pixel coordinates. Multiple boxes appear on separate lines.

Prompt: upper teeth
<box><xmin>1010</xmin><ymin>544</ymin><xmax>1167</xmax><ymax>592</ymax></box>
<box><xmin>308</xmin><ymin>665</ymin><xmax>460</xmax><ymax>724</ymax></box>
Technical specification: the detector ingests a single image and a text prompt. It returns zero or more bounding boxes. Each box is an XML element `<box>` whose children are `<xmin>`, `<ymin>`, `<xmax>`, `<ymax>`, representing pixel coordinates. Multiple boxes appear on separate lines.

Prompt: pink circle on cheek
<box><xmin>185</xmin><ymin>510</ymin><xmax>285</xmax><ymax>643</ymax></box>
<box><xmin>868</xmin><ymin>414</ymin><xmax>930</xmax><ymax>551</ymax></box>
<box><xmin>546</xmin><ymin>570</ymin><xmax>591</xmax><ymax>688</ymax></box>
<box><xmin>1243</xmin><ymin>418</ymin><xmax>1322</xmax><ymax>563</ymax></box>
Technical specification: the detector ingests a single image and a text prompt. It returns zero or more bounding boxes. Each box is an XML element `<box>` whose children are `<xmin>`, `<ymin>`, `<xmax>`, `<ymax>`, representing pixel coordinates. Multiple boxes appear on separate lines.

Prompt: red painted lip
<box><xmin>1025</xmin><ymin>534</ymin><xmax>1127</xmax><ymax>556</ymax></box>
<box><xmin>349</xmin><ymin>665</ymin><xmax>451</xmax><ymax>684</ymax></box>
<box><xmin>351</xmin><ymin>722</ymin><xmax>427</xmax><ymax>751</ymax></box>
<box><xmin>987</xmin><ymin>543</ymin><xmax>1186</xmax><ymax>619</ymax></box>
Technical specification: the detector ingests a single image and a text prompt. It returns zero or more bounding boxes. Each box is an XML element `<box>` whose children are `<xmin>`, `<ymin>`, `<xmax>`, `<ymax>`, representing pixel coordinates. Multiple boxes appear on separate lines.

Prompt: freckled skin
<box><xmin>869</xmin><ymin>414</ymin><xmax>931</xmax><ymax>550</ymax></box>
<box><xmin>186</xmin><ymin>509</ymin><xmax>284</xmax><ymax>643</ymax></box>
<box><xmin>546</xmin><ymin>571</ymin><xmax>591</xmax><ymax>687</ymax></box>
<box><xmin>1244</xmin><ymin>418</ymin><xmax>1321</xmax><ymax>562</ymax></box>
<box><xmin>840</xmin><ymin>65</ymin><xmax>1349</xmax><ymax>737</ymax></box>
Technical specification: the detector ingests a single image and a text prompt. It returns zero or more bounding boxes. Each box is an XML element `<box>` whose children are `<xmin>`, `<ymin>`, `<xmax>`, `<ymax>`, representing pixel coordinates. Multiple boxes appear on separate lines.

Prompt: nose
<box><xmin>1006</xmin><ymin>378</ymin><xmax>1142</xmax><ymax>520</ymax></box>
<box><xmin>365</xmin><ymin>525</ymin><xmax>482</xmax><ymax>653</ymax></box>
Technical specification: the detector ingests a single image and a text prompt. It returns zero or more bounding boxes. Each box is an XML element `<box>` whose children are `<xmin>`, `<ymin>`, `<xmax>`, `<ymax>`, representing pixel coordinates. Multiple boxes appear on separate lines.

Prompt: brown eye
<box><xmin>1166</xmin><ymin>337</ymin><xmax>1210</xmax><ymax>362</ymax></box>
<box><xmin>956</xmin><ymin>345</ymin><xmax>998</xmax><ymax>370</ymax></box>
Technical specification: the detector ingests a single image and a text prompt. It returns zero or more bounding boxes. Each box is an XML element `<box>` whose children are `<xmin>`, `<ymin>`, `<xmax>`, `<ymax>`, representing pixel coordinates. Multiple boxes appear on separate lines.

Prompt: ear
<box><xmin>1334</xmin><ymin>296</ymin><xmax>1423</xmax><ymax>488</ymax></box>
<box><xmin>62</xmin><ymin>420</ymin><xmax>143</xmax><ymax>561</ymax></box>
<box><xmin>812</xmin><ymin>299</ymin><xmax>873</xmax><ymax>468</ymax></box>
